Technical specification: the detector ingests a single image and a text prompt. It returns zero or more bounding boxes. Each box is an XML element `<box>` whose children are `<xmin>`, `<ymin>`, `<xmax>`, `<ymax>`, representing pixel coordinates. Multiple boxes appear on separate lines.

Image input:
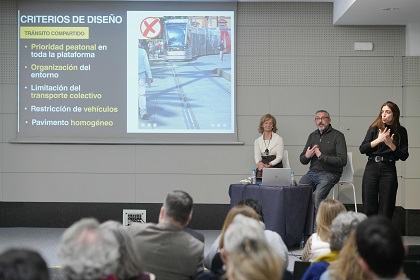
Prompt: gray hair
<box><xmin>58</xmin><ymin>218</ymin><xmax>120</xmax><ymax>280</ymax></box>
<box><xmin>329</xmin><ymin>211</ymin><xmax>367</xmax><ymax>251</ymax></box>
<box><xmin>315</xmin><ymin>110</ymin><xmax>330</xmax><ymax>118</ymax></box>
<box><xmin>100</xmin><ymin>220</ymin><xmax>143</xmax><ymax>279</ymax></box>
<box><xmin>223</xmin><ymin>214</ymin><xmax>266</xmax><ymax>253</ymax></box>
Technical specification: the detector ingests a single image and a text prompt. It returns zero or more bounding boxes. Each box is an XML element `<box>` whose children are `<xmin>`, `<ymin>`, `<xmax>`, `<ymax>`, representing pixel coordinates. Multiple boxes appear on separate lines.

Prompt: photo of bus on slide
<box><xmin>126</xmin><ymin>12</ymin><xmax>234</xmax><ymax>134</ymax></box>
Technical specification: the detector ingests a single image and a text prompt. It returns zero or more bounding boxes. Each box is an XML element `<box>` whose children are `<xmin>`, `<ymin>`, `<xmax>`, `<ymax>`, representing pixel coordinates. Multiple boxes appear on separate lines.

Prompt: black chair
<box><xmin>293</xmin><ymin>261</ymin><xmax>311</xmax><ymax>280</ymax></box>
<box><xmin>404</xmin><ymin>260</ymin><xmax>420</xmax><ymax>280</ymax></box>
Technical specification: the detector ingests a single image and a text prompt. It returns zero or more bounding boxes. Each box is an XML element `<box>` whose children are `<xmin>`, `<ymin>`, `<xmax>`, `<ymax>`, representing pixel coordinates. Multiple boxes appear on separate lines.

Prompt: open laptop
<box><xmin>261</xmin><ymin>168</ymin><xmax>292</xmax><ymax>187</ymax></box>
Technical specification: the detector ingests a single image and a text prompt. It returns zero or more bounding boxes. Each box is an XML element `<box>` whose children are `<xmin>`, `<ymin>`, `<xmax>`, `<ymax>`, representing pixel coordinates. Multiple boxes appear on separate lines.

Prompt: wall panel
<box><xmin>3</xmin><ymin>173</ymin><xmax>136</xmax><ymax>202</ymax></box>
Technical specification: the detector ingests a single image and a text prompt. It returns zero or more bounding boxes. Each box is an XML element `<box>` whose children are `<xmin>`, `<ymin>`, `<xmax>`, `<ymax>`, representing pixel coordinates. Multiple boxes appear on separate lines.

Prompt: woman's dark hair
<box><xmin>370</xmin><ymin>101</ymin><xmax>401</xmax><ymax>143</ymax></box>
<box><xmin>236</xmin><ymin>198</ymin><xmax>264</xmax><ymax>222</ymax></box>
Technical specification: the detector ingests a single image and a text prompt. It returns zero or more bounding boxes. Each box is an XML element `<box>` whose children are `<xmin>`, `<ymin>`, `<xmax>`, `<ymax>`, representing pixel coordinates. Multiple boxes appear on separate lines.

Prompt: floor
<box><xmin>0</xmin><ymin>228</ymin><xmax>303</xmax><ymax>272</ymax></box>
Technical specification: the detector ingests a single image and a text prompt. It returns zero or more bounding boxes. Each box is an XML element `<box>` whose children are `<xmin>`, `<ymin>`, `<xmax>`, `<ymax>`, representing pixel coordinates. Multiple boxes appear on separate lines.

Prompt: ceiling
<box><xmin>237</xmin><ymin>0</ymin><xmax>420</xmax><ymax>26</ymax></box>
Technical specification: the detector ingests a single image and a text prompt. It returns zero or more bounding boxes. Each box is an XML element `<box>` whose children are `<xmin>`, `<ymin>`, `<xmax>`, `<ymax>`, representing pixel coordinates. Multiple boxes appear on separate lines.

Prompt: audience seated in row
<box><xmin>320</xmin><ymin>215</ymin><xmax>409</xmax><ymax>280</ymax></box>
<box><xmin>4</xmin><ymin>190</ymin><xmax>412</xmax><ymax>280</ymax></box>
<box><xmin>301</xmin><ymin>199</ymin><xmax>346</xmax><ymax>262</ymax></box>
<box><xmin>302</xmin><ymin>211</ymin><xmax>367</xmax><ymax>280</ymax></box>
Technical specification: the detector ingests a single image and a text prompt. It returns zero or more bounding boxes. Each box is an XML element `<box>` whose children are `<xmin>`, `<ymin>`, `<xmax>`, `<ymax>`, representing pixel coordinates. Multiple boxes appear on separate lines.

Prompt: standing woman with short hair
<box><xmin>254</xmin><ymin>114</ymin><xmax>284</xmax><ymax>178</ymax></box>
<box><xmin>359</xmin><ymin>101</ymin><xmax>409</xmax><ymax>219</ymax></box>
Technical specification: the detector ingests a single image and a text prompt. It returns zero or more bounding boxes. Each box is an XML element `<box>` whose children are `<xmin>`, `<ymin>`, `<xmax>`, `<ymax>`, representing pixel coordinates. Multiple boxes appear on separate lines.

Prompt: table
<box><xmin>229</xmin><ymin>184</ymin><xmax>314</xmax><ymax>247</ymax></box>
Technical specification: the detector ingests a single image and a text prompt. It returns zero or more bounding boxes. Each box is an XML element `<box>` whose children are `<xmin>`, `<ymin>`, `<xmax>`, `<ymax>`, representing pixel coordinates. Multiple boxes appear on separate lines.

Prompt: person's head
<box><xmin>314</xmin><ymin>110</ymin><xmax>331</xmax><ymax>133</ymax></box>
<box><xmin>328</xmin><ymin>231</ymin><xmax>373</xmax><ymax>280</ymax></box>
<box><xmin>258</xmin><ymin>114</ymin><xmax>277</xmax><ymax>134</ymax></box>
<box><xmin>316</xmin><ymin>199</ymin><xmax>347</xmax><ymax>241</ymax></box>
<box><xmin>329</xmin><ymin>211</ymin><xmax>367</xmax><ymax>251</ymax></box>
<box><xmin>226</xmin><ymin>237</ymin><xmax>283</xmax><ymax>280</ymax></box>
<box><xmin>219</xmin><ymin>205</ymin><xmax>260</xmax><ymax>249</ymax></box>
<box><xmin>236</xmin><ymin>198</ymin><xmax>264</xmax><ymax>222</ymax></box>
<box><xmin>100</xmin><ymin>220</ymin><xmax>143</xmax><ymax>280</ymax></box>
<box><xmin>58</xmin><ymin>218</ymin><xmax>120</xmax><ymax>280</ymax></box>
<box><xmin>223</xmin><ymin>215</ymin><xmax>281</xmax><ymax>280</ymax></box>
<box><xmin>371</xmin><ymin>101</ymin><xmax>401</xmax><ymax>132</ymax></box>
<box><xmin>160</xmin><ymin>190</ymin><xmax>193</xmax><ymax>227</ymax></box>
<box><xmin>223</xmin><ymin>214</ymin><xmax>266</xmax><ymax>254</ymax></box>
<box><xmin>356</xmin><ymin>216</ymin><xmax>405</xmax><ymax>279</ymax></box>
<box><xmin>0</xmin><ymin>248</ymin><xmax>49</xmax><ymax>280</ymax></box>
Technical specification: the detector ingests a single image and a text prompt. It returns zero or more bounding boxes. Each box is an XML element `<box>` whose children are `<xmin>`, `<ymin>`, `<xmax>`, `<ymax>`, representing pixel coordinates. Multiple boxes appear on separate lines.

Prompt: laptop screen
<box><xmin>261</xmin><ymin>168</ymin><xmax>292</xmax><ymax>187</ymax></box>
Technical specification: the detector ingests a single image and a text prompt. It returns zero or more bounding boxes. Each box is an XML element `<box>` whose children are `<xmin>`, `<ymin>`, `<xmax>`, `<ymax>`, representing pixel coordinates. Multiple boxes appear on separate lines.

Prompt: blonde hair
<box><xmin>316</xmin><ymin>199</ymin><xmax>346</xmax><ymax>241</ymax></box>
<box><xmin>327</xmin><ymin>231</ymin><xmax>373</xmax><ymax>280</ymax></box>
<box><xmin>257</xmin><ymin>114</ymin><xmax>278</xmax><ymax>134</ymax></box>
<box><xmin>226</xmin><ymin>238</ymin><xmax>283</xmax><ymax>280</ymax></box>
<box><xmin>219</xmin><ymin>205</ymin><xmax>260</xmax><ymax>249</ymax></box>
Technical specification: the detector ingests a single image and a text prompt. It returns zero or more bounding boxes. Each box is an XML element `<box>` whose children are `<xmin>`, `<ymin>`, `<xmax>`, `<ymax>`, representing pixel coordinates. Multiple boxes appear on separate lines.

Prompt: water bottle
<box><xmin>290</xmin><ymin>169</ymin><xmax>297</xmax><ymax>186</ymax></box>
<box><xmin>300</xmin><ymin>234</ymin><xmax>305</xmax><ymax>249</ymax></box>
<box><xmin>251</xmin><ymin>168</ymin><xmax>257</xmax><ymax>184</ymax></box>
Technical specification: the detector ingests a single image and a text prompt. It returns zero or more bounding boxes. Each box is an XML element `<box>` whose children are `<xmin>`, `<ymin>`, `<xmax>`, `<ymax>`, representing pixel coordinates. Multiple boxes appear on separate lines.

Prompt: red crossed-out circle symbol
<box><xmin>140</xmin><ymin>17</ymin><xmax>162</xmax><ymax>39</ymax></box>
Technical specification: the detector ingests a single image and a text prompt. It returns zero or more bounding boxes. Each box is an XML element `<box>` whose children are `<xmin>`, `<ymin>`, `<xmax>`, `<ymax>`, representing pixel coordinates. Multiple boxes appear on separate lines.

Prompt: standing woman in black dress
<box><xmin>359</xmin><ymin>101</ymin><xmax>409</xmax><ymax>219</ymax></box>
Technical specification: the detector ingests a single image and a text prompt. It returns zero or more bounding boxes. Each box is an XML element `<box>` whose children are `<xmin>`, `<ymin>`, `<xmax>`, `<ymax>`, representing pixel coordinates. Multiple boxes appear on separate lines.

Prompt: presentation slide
<box><xmin>17</xmin><ymin>1</ymin><xmax>236</xmax><ymax>143</ymax></box>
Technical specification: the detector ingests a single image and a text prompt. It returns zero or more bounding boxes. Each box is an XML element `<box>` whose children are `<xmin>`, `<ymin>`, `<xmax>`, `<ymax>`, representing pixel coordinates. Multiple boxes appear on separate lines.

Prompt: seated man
<box><xmin>356</xmin><ymin>215</ymin><xmax>407</xmax><ymax>280</ymax></box>
<box><xmin>128</xmin><ymin>190</ymin><xmax>204</xmax><ymax>280</ymax></box>
<box><xmin>299</xmin><ymin>110</ymin><xmax>347</xmax><ymax>213</ymax></box>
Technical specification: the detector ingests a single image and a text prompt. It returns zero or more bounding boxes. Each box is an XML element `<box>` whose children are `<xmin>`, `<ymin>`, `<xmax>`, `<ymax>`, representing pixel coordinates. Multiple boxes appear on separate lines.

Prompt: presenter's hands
<box><xmin>257</xmin><ymin>161</ymin><xmax>265</xmax><ymax>171</ymax></box>
<box><xmin>305</xmin><ymin>145</ymin><xmax>318</xmax><ymax>158</ymax></box>
<box><xmin>372</xmin><ymin>128</ymin><xmax>395</xmax><ymax>150</ymax></box>
<box><xmin>377</xmin><ymin>128</ymin><xmax>391</xmax><ymax>143</ymax></box>
<box><xmin>314</xmin><ymin>146</ymin><xmax>322</xmax><ymax>158</ymax></box>
<box><xmin>383</xmin><ymin>130</ymin><xmax>396</xmax><ymax>150</ymax></box>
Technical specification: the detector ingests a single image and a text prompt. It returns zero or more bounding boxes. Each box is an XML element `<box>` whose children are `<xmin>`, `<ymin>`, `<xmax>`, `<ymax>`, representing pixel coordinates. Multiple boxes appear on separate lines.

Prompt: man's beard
<box><xmin>318</xmin><ymin>124</ymin><xmax>329</xmax><ymax>133</ymax></box>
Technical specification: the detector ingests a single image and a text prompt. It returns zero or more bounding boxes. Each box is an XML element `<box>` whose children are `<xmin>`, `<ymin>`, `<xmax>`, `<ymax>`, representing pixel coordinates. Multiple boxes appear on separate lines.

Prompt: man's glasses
<box><xmin>314</xmin><ymin>116</ymin><xmax>330</xmax><ymax>121</ymax></box>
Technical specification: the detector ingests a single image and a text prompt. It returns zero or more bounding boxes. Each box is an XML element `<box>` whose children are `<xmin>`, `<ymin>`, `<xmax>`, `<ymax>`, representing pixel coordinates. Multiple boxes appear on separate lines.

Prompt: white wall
<box><xmin>1</xmin><ymin>2</ymin><xmax>419</xmax><ymax>208</ymax></box>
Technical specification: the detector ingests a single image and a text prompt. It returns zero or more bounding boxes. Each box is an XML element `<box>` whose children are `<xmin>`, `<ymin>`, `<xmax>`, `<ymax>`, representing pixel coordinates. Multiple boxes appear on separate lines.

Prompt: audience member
<box><xmin>205</xmin><ymin>204</ymin><xmax>288</xmax><ymax>272</ymax></box>
<box><xmin>128</xmin><ymin>190</ymin><xmax>204</xmax><ymax>280</ymax></box>
<box><xmin>320</xmin><ymin>231</ymin><xmax>372</xmax><ymax>280</ymax></box>
<box><xmin>301</xmin><ymin>199</ymin><xmax>346</xmax><ymax>261</ymax></box>
<box><xmin>203</xmin><ymin>205</ymin><xmax>291</xmax><ymax>280</ymax></box>
<box><xmin>204</xmin><ymin>205</ymin><xmax>260</xmax><ymax>271</ymax></box>
<box><xmin>235</xmin><ymin>198</ymin><xmax>289</xmax><ymax>268</ymax></box>
<box><xmin>0</xmin><ymin>248</ymin><xmax>49</xmax><ymax>280</ymax></box>
<box><xmin>302</xmin><ymin>211</ymin><xmax>367</xmax><ymax>280</ymax></box>
<box><xmin>356</xmin><ymin>216</ymin><xmax>408</xmax><ymax>279</ymax></box>
<box><xmin>100</xmin><ymin>220</ymin><xmax>156</xmax><ymax>280</ymax></box>
<box><xmin>58</xmin><ymin>218</ymin><xmax>120</xmax><ymax>280</ymax></box>
<box><xmin>224</xmin><ymin>215</ymin><xmax>284</xmax><ymax>280</ymax></box>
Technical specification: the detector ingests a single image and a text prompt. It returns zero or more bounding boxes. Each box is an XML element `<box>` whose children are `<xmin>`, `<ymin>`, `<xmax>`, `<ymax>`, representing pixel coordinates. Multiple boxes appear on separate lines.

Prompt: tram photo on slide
<box><xmin>126</xmin><ymin>12</ymin><xmax>234</xmax><ymax>134</ymax></box>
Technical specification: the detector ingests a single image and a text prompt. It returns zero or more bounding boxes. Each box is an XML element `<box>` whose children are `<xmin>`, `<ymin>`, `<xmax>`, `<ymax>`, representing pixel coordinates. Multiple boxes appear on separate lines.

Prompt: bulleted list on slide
<box><xmin>18</xmin><ymin>11</ymin><xmax>126</xmax><ymax>140</ymax></box>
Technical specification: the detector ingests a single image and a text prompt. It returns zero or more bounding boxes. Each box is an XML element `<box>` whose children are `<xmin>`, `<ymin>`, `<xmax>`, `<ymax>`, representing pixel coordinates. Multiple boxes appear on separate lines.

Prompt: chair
<box><xmin>404</xmin><ymin>260</ymin><xmax>420</xmax><ymax>280</ymax></box>
<box><xmin>292</xmin><ymin>261</ymin><xmax>311</xmax><ymax>280</ymax></box>
<box><xmin>282</xmin><ymin>149</ymin><xmax>290</xmax><ymax>169</ymax></box>
<box><xmin>332</xmin><ymin>152</ymin><xmax>357</xmax><ymax>212</ymax></box>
